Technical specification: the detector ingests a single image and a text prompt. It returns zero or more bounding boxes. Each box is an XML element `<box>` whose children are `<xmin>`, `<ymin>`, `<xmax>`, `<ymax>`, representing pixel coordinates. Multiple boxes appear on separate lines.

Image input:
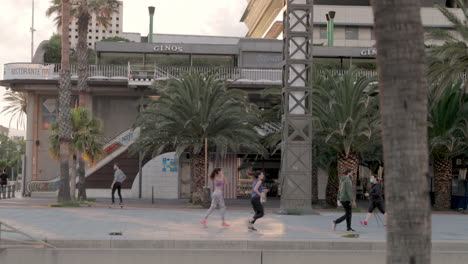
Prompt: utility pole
<box><xmin>30</xmin><ymin>0</ymin><xmax>36</xmax><ymax>62</ymax></box>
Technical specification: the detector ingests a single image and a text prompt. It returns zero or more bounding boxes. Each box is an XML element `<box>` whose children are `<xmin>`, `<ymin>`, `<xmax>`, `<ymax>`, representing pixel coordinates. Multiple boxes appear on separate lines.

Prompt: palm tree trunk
<box><xmin>58</xmin><ymin>0</ymin><xmax>72</xmax><ymax>203</ymax></box>
<box><xmin>337</xmin><ymin>151</ymin><xmax>359</xmax><ymax>196</ymax></box>
<box><xmin>77</xmin><ymin>7</ymin><xmax>89</xmax><ymax>108</ymax></box>
<box><xmin>311</xmin><ymin>163</ymin><xmax>318</xmax><ymax>203</ymax></box>
<box><xmin>372</xmin><ymin>1</ymin><xmax>431</xmax><ymax>264</ymax></box>
<box><xmin>433</xmin><ymin>158</ymin><xmax>452</xmax><ymax>209</ymax></box>
<box><xmin>325</xmin><ymin>166</ymin><xmax>339</xmax><ymax>207</ymax></box>
<box><xmin>70</xmin><ymin>154</ymin><xmax>77</xmax><ymax>201</ymax></box>
<box><xmin>190</xmin><ymin>151</ymin><xmax>205</xmax><ymax>205</ymax></box>
<box><xmin>77</xmin><ymin>156</ymin><xmax>87</xmax><ymax>201</ymax></box>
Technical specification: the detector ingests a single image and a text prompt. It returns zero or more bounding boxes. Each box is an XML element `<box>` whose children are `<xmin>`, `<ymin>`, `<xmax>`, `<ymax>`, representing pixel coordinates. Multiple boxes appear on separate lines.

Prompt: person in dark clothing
<box><xmin>332</xmin><ymin>168</ymin><xmax>356</xmax><ymax>232</ymax></box>
<box><xmin>110</xmin><ymin>163</ymin><xmax>126</xmax><ymax>208</ymax></box>
<box><xmin>0</xmin><ymin>169</ymin><xmax>9</xmax><ymax>194</ymax></box>
<box><xmin>360</xmin><ymin>175</ymin><xmax>387</xmax><ymax>226</ymax></box>
<box><xmin>248</xmin><ymin>170</ymin><xmax>268</xmax><ymax>231</ymax></box>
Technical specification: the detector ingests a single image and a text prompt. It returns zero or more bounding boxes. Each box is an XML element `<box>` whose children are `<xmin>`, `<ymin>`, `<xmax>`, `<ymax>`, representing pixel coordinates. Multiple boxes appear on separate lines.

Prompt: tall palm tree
<box><xmin>372</xmin><ymin>1</ymin><xmax>432</xmax><ymax>264</ymax></box>
<box><xmin>428</xmin><ymin>0</ymin><xmax>468</xmax><ymax>101</ymax></box>
<box><xmin>57</xmin><ymin>0</ymin><xmax>72</xmax><ymax>203</ymax></box>
<box><xmin>49</xmin><ymin>108</ymin><xmax>103</xmax><ymax>200</ymax></box>
<box><xmin>1</xmin><ymin>91</ymin><xmax>27</xmax><ymax>129</ymax></box>
<box><xmin>429</xmin><ymin>80</ymin><xmax>468</xmax><ymax>209</ymax></box>
<box><xmin>133</xmin><ymin>72</ymin><xmax>266</xmax><ymax>204</ymax></box>
<box><xmin>313</xmin><ymin>69</ymin><xmax>380</xmax><ymax>200</ymax></box>
<box><xmin>46</xmin><ymin>0</ymin><xmax>119</xmax><ymax>107</ymax></box>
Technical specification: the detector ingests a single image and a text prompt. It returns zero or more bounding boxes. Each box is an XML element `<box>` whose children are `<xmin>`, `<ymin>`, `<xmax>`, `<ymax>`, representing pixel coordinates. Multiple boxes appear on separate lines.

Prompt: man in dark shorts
<box><xmin>360</xmin><ymin>175</ymin><xmax>387</xmax><ymax>226</ymax></box>
<box><xmin>0</xmin><ymin>169</ymin><xmax>9</xmax><ymax>195</ymax></box>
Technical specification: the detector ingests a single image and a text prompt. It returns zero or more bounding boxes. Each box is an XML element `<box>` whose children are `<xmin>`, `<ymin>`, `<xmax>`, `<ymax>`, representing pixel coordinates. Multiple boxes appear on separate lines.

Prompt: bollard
<box><xmin>7</xmin><ymin>185</ymin><xmax>11</xmax><ymax>199</ymax></box>
<box><xmin>12</xmin><ymin>185</ymin><xmax>15</xmax><ymax>198</ymax></box>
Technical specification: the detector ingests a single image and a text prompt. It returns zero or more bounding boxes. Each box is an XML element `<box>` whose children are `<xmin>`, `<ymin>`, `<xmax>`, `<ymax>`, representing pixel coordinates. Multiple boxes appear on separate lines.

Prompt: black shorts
<box><xmin>368</xmin><ymin>200</ymin><xmax>385</xmax><ymax>214</ymax></box>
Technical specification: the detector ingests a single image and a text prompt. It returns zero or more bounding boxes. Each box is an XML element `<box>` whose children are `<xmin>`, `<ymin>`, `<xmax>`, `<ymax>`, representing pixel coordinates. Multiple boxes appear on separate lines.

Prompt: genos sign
<box><xmin>360</xmin><ymin>48</ymin><xmax>377</xmax><ymax>56</ymax></box>
<box><xmin>153</xmin><ymin>45</ymin><xmax>183</xmax><ymax>52</ymax></box>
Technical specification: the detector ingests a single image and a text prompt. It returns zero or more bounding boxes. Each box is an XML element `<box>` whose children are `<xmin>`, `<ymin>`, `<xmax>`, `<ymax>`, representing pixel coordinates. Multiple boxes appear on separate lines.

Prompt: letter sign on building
<box><xmin>360</xmin><ymin>48</ymin><xmax>377</xmax><ymax>56</ymax></box>
<box><xmin>153</xmin><ymin>45</ymin><xmax>183</xmax><ymax>52</ymax></box>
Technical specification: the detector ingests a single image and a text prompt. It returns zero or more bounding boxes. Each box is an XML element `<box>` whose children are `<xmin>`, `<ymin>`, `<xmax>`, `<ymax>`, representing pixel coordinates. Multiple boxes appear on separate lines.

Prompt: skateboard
<box><xmin>108</xmin><ymin>204</ymin><xmax>124</xmax><ymax>209</ymax></box>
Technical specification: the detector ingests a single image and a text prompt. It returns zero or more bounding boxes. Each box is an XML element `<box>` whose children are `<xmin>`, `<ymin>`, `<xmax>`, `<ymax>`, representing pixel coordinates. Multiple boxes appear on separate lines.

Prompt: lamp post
<box><xmin>326</xmin><ymin>11</ymin><xmax>336</xmax><ymax>46</ymax></box>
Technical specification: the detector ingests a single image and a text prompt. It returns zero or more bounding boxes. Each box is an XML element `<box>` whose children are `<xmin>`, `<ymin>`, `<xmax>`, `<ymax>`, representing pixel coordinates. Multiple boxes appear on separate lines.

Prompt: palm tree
<box><xmin>372</xmin><ymin>1</ymin><xmax>432</xmax><ymax>263</ymax></box>
<box><xmin>313</xmin><ymin>69</ymin><xmax>380</xmax><ymax>200</ymax></box>
<box><xmin>49</xmin><ymin>108</ymin><xmax>103</xmax><ymax>200</ymax></box>
<box><xmin>1</xmin><ymin>91</ymin><xmax>27</xmax><ymax>129</ymax></box>
<box><xmin>428</xmin><ymin>0</ymin><xmax>468</xmax><ymax>101</ymax></box>
<box><xmin>46</xmin><ymin>0</ymin><xmax>119</xmax><ymax>107</ymax></box>
<box><xmin>57</xmin><ymin>0</ymin><xmax>72</xmax><ymax>203</ymax></box>
<box><xmin>429</xmin><ymin>80</ymin><xmax>468</xmax><ymax>209</ymax></box>
<box><xmin>133</xmin><ymin>72</ymin><xmax>266</xmax><ymax>204</ymax></box>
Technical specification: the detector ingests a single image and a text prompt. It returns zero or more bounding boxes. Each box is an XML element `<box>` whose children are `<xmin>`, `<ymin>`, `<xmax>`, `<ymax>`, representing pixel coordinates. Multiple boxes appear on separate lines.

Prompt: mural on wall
<box><xmin>41</xmin><ymin>98</ymin><xmax>58</xmax><ymax>130</ymax></box>
<box><xmin>162</xmin><ymin>158</ymin><xmax>179</xmax><ymax>172</ymax></box>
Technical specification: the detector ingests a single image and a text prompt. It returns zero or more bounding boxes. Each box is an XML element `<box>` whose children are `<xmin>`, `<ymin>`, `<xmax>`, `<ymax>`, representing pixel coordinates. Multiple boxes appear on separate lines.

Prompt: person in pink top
<box><xmin>201</xmin><ymin>168</ymin><xmax>230</xmax><ymax>227</ymax></box>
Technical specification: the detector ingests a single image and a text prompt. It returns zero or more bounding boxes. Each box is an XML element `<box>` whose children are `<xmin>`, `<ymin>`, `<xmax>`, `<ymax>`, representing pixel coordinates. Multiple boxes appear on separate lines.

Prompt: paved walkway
<box><xmin>1</xmin><ymin>198</ymin><xmax>467</xmax><ymax>242</ymax></box>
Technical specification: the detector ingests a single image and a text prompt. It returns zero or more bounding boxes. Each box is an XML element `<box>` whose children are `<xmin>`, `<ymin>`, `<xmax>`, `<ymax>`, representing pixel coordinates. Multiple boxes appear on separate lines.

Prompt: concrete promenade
<box><xmin>1</xmin><ymin>198</ymin><xmax>468</xmax><ymax>264</ymax></box>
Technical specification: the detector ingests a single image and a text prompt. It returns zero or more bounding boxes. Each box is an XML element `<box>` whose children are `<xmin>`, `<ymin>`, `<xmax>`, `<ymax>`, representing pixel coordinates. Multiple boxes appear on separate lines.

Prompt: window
<box><xmin>75</xmin><ymin>36</ymin><xmax>78</xmax><ymax>38</ymax></box>
<box><xmin>345</xmin><ymin>26</ymin><xmax>359</xmax><ymax>40</ymax></box>
<box><xmin>116</xmin><ymin>17</ymin><xmax>119</xmax><ymax>21</ymax></box>
<box><xmin>89</xmin><ymin>36</ymin><xmax>92</xmax><ymax>39</ymax></box>
<box><xmin>88</xmin><ymin>43</ymin><xmax>92</xmax><ymax>46</ymax></box>
<box><xmin>319</xmin><ymin>26</ymin><xmax>327</xmax><ymax>39</ymax></box>
<box><xmin>370</xmin><ymin>28</ymin><xmax>375</xmax><ymax>40</ymax></box>
<box><xmin>100</xmin><ymin>52</ymin><xmax>144</xmax><ymax>65</ymax></box>
<box><xmin>69</xmin><ymin>35</ymin><xmax>71</xmax><ymax>38</ymax></box>
<box><xmin>145</xmin><ymin>54</ymin><xmax>190</xmax><ymax>66</ymax></box>
<box><xmin>103</xmin><ymin>30</ymin><xmax>106</xmax><ymax>33</ymax></box>
<box><xmin>116</xmin><ymin>30</ymin><xmax>120</xmax><ymax>34</ymax></box>
<box><xmin>96</xmin><ymin>30</ymin><xmax>99</xmax><ymax>33</ymax></box>
<box><xmin>69</xmin><ymin>28</ymin><xmax>71</xmax><ymax>31</ymax></box>
<box><xmin>96</xmin><ymin>23</ymin><xmax>99</xmax><ymax>26</ymax></box>
<box><xmin>116</xmin><ymin>24</ymin><xmax>119</xmax><ymax>28</ymax></box>
<box><xmin>96</xmin><ymin>36</ymin><xmax>99</xmax><ymax>39</ymax></box>
<box><xmin>110</xmin><ymin>30</ymin><xmax>113</xmax><ymax>33</ymax></box>
<box><xmin>88</xmin><ymin>29</ymin><xmax>92</xmax><ymax>33</ymax></box>
<box><xmin>192</xmin><ymin>55</ymin><xmax>235</xmax><ymax>67</ymax></box>
<box><xmin>75</xmin><ymin>29</ymin><xmax>78</xmax><ymax>32</ymax></box>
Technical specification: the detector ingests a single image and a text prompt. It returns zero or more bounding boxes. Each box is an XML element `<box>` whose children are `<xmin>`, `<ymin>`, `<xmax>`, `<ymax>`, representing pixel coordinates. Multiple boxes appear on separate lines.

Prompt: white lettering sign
<box><xmin>4</xmin><ymin>64</ymin><xmax>56</xmax><ymax>80</ymax></box>
<box><xmin>153</xmin><ymin>45</ymin><xmax>183</xmax><ymax>52</ymax></box>
<box><xmin>360</xmin><ymin>49</ymin><xmax>377</xmax><ymax>56</ymax></box>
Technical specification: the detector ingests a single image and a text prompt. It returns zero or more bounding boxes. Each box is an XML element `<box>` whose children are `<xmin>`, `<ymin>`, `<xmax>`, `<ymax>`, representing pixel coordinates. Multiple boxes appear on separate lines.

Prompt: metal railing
<box><xmin>4</xmin><ymin>63</ymin><xmax>384</xmax><ymax>83</ymax></box>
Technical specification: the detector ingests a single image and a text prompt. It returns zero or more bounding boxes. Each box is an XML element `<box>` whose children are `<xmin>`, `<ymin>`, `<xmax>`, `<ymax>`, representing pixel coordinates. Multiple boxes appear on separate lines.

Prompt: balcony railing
<box><xmin>4</xmin><ymin>63</ymin><xmax>381</xmax><ymax>85</ymax></box>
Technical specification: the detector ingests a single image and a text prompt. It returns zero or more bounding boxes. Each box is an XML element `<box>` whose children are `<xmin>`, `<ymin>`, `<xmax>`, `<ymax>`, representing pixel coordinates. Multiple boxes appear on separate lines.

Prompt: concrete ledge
<box><xmin>13</xmin><ymin>239</ymin><xmax>468</xmax><ymax>252</ymax></box>
<box><xmin>1</xmin><ymin>248</ymin><xmax>468</xmax><ymax>264</ymax></box>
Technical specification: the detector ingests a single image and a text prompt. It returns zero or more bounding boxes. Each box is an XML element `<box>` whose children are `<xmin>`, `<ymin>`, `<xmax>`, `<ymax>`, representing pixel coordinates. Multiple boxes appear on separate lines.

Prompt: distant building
<box><xmin>0</xmin><ymin>125</ymin><xmax>9</xmax><ymax>136</ymax></box>
<box><xmin>62</xmin><ymin>1</ymin><xmax>124</xmax><ymax>49</ymax></box>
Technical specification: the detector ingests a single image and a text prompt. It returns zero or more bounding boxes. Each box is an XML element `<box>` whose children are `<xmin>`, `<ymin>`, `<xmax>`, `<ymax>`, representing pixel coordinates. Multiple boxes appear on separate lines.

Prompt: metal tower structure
<box><xmin>280</xmin><ymin>0</ymin><xmax>314</xmax><ymax>213</ymax></box>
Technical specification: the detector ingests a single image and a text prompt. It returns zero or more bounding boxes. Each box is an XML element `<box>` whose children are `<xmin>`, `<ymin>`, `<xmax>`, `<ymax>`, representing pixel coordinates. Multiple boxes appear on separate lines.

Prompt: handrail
<box><xmin>0</xmin><ymin>221</ymin><xmax>55</xmax><ymax>249</ymax></box>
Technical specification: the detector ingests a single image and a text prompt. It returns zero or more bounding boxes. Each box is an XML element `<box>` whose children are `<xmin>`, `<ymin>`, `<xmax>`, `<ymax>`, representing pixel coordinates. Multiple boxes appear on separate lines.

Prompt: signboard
<box><xmin>360</xmin><ymin>48</ymin><xmax>377</xmax><ymax>56</ymax></box>
<box><xmin>153</xmin><ymin>45</ymin><xmax>184</xmax><ymax>52</ymax></box>
<box><xmin>4</xmin><ymin>64</ymin><xmax>56</xmax><ymax>80</ymax></box>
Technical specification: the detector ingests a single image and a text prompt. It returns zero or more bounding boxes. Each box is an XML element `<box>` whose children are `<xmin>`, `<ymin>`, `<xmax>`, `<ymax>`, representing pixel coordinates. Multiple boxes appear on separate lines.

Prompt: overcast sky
<box><xmin>0</xmin><ymin>0</ymin><xmax>249</xmax><ymax>130</ymax></box>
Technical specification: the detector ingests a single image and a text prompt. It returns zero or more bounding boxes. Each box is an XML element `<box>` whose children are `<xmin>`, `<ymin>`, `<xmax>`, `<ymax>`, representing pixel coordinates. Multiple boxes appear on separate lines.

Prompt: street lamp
<box><xmin>325</xmin><ymin>11</ymin><xmax>336</xmax><ymax>46</ymax></box>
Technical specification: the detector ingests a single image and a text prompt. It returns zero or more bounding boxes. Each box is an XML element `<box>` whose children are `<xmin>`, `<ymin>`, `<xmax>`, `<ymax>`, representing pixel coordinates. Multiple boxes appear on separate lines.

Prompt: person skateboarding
<box><xmin>110</xmin><ymin>163</ymin><xmax>126</xmax><ymax>208</ymax></box>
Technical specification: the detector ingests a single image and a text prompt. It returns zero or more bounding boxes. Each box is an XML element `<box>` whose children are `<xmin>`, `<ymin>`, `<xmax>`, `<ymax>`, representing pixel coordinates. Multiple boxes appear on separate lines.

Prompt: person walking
<box><xmin>110</xmin><ymin>163</ymin><xmax>126</xmax><ymax>208</ymax></box>
<box><xmin>0</xmin><ymin>169</ymin><xmax>9</xmax><ymax>196</ymax></box>
<box><xmin>201</xmin><ymin>168</ymin><xmax>230</xmax><ymax>227</ymax></box>
<box><xmin>361</xmin><ymin>175</ymin><xmax>387</xmax><ymax>226</ymax></box>
<box><xmin>248</xmin><ymin>170</ymin><xmax>268</xmax><ymax>231</ymax></box>
<box><xmin>332</xmin><ymin>168</ymin><xmax>356</xmax><ymax>232</ymax></box>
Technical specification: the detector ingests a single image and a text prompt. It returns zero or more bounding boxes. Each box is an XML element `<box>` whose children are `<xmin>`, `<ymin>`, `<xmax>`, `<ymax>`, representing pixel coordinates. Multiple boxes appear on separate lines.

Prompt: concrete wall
<box><xmin>92</xmin><ymin>96</ymin><xmax>139</xmax><ymax>140</ymax></box>
<box><xmin>130</xmin><ymin>152</ymin><xmax>179</xmax><ymax>199</ymax></box>
<box><xmin>2</xmin><ymin>249</ymin><xmax>467</xmax><ymax>264</ymax></box>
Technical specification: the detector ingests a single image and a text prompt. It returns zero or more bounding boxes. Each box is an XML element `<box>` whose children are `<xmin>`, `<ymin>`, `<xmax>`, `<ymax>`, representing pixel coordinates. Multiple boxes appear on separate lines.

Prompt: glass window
<box><xmin>345</xmin><ymin>26</ymin><xmax>359</xmax><ymax>40</ymax></box>
<box><xmin>100</xmin><ymin>52</ymin><xmax>144</xmax><ymax>65</ymax></box>
<box><xmin>192</xmin><ymin>55</ymin><xmax>235</xmax><ymax>67</ymax></box>
<box><xmin>145</xmin><ymin>54</ymin><xmax>190</xmax><ymax>66</ymax></box>
<box><xmin>319</xmin><ymin>26</ymin><xmax>327</xmax><ymax>39</ymax></box>
<box><xmin>370</xmin><ymin>28</ymin><xmax>375</xmax><ymax>40</ymax></box>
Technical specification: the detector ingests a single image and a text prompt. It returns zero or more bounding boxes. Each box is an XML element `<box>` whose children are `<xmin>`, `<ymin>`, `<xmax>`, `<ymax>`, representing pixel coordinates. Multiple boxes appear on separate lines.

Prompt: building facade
<box><xmin>63</xmin><ymin>1</ymin><xmax>124</xmax><ymax>49</ymax></box>
<box><xmin>241</xmin><ymin>0</ymin><xmax>462</xmax><ymax>48</ymax></box>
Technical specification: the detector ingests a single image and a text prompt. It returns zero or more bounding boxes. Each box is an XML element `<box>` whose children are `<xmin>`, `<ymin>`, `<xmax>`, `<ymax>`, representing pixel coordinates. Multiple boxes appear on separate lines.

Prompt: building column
<box><xmin>24</xmin><ymin>92</ymin><xmax>36</xmax><ymax>195</ymax></box>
